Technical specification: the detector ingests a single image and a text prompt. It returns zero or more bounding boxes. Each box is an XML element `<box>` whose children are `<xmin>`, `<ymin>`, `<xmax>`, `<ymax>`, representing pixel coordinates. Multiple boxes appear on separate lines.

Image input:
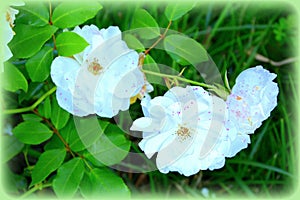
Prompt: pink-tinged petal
<box><xmin>94</xmin><ymin>93</ymin><xmax>130</xmax><ymax>118</ymax></box>
<box><xmin>95</xmin><ymin>51</ymin><xmax>140</xmax><ymax>95</ymax></box>
<box><xmin>73</xmin><ymin>25</ymin><xmax>101</xmax><ymax>45</ymax></box>
<box><xmin>50</xmin><ymin>57</ymin><xmax>80</xmax><ymax>90</ymax></box>
<box><xmin>99</xmin><ymin>26</ymin><xmax>121</xmax><ymax>41</ymax></box>
<box><xmin>139</xmin><ymin>130</ymin><xmax>177</xmax><ymax>159</ymax></box>
<box><xmin>56</xmin><ymin>87</ymin><xmax>91</xmax><ymax>117</ymax></box>
<box><xmin>225</xmin><ymin>134</ymin><xmax>250</xmax><ymax>157</ymax></box>
<box><xmin>112</xmin><ymin>68</ymin><xmax>144</xmax><ymax>98</ymax></box>
<box><xmin>159</xmin><ymin>154</ymin><xmax>202</xmax><ymax>176</ymax></box>
<box><xmin>130</xmin><ymin>117</ymin><xmax>163</xmax><ymax>132</ymax></box>
<box><xmin>227</xmin><ymin>65</ymin><xmax>278</xmax><ymax>133</ymax></box>
<box><xmin>141</xmin><ymin>94</ymin><xmax>152</xmax><ymax>117</ymax></box>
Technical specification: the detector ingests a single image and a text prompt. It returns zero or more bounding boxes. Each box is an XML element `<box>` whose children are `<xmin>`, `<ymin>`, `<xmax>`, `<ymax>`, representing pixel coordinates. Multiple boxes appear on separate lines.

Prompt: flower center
<box><xmin>176</xmin><ymin>125</ymin><xmax>191</xmax><ymax>140</ymax></box>
<box><xmin>88</xmin><ymin>58</ymin><xmax>103</xmax><ymax>75</ymax></box>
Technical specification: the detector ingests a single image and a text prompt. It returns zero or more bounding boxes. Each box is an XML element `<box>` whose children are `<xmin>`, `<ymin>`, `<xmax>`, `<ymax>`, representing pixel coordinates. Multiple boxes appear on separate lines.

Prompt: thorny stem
<box><xmin>144</xmin><ymin>20</ymin><xmax>172</xmax><ymax>55</ymax></box>
<box><xmin>3</xmin><ymin>87</ymin><xmax>57</xmax><ymax>115</ymax></box>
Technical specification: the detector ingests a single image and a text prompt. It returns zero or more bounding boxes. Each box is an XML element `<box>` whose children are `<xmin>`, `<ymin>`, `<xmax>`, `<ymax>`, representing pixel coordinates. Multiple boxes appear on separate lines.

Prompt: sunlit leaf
<box><xmin>164</xmin><ymin>34</ymin><xmax>208</xmax><ymax>65</ymax></box>
<box><xmin>8</xmin><ymin>24</ymin><xmax>58</xmax><ymax>58</ymax></box>
<box><xmin>131</xmin><ymin>9</ymin><xmax>160</xmax><ymax>39</ymax></box>
<box><xmin>1</xmin><ymin>62</ymin><xmax>28</xmax><ymax>93</ymax></box>
<box><xmin>38</xmin><ymin>96</ymin><xmax>52</xmax><ymax>119</ymax></box>
<box><xmin>51</xmin><ymin>98</ymin><xmax>70</xmax><ymax>130</ymax></box>
<box><xmin>12</xmin><ymin>121</ymin><xmax>53</xmax><ymax>145</ymax></box>
<box><xmin>80</xmin><ymin>168</ymin><xmax>130</xmax><ymax>198</ymax></box>
<box><xmin>22</xmin><ymin>114</ymin><xmax>42</xmax><ymax>122</ymax></box>
<box><xmin>15</xmin><ymin>2</ymin><xmax>49</xmax><ymax>26</ymax></box>
<box><xmin>56</xmin><ymin>32</ymin><xmax>88</xmax><ymax>56</ymax></box>
<box><xmin>25</xmin><ymin>46</ymin><xmax>53</xmax><ymax>82</ymax></box>
<box><xmin>53</xmin><ymin>157</ymin><xmax>85</xmax><ymax>198</ymax></box>
<box><xmin>52</xmin><ymin>2</ymin><xmax>103</xmax><ymax>28</ymax></box>
<box><xmin>123</xmin><ymin>34</ymin><xmax>145</xmax><ymax>51</ymax></box>
<box><xmin>165</xmin><ymin>3</ymin><xmax>195</xmax><ymax>21</ymax></box>
<box><xmin>30</xmin><ymin>149</ymin><xmax>66</xmax><ymax>187</ymax></box>
<box><xmin>84</xmin><ymin>123</ymin><xmax>131</xmax><ymax>166</ymax></box>
<box><xmin>143</xmin><ymin>55</ymin><xmax>163</xmax><ymax>84</ymax></box>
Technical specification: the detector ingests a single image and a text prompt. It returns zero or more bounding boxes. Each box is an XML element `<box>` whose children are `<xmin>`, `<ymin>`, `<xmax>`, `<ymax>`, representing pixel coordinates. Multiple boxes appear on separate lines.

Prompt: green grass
<box><xmin>99</xmin><ymin>1</ymin><xmax>298</xmax><ymax>198</ymax></box>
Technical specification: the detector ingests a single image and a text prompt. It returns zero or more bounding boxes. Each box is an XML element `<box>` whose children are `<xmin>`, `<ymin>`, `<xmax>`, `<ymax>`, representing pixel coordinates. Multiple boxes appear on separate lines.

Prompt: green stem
<box><xmin>82</xmin><ymin>158</ymin><xmax>93</xmax><ymax>171</ymax></box>
<box><xmin>20</xmin><ymin>183</ymin><xmax>52</xmax><ymax>198</ymax></box>
<box><xmin>142</xmin><ymin>69</ymin><xmax>215</xmax><ymax>89</ymax></box>
<box><xmin>3</xmin><ymin>86</ymin><xmax>57</xmax><ymax>115</ymax></box>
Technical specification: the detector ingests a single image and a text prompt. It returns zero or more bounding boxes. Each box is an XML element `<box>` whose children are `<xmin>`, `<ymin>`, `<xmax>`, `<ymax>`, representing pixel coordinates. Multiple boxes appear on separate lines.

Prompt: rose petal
<box><xmin>56</xmin><ymin>87</ymin><xmax>92</xmax><ymax>117</ymax></box>
<box><xmin>225</xmin><ymin>134</ymin><xmax>250</xmax><ymax>157</ymax></box>
<box><xmin>51</xmin><ymin>57</ymin><xmax>80</xmax><ymax>90</ymax></box>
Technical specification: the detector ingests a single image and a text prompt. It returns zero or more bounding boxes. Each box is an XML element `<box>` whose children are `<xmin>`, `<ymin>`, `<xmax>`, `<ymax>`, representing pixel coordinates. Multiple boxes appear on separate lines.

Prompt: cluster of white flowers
<box><xmin>131</xmin><ymin>66</ymin><xmax>278</xmax><ymax>176</ymax></box>
<box><xmin>3</xmin><ymin>3</ymin><xmax>278</xmax><ymax>176</ymax></box>
<box><xmin>49</xmin><ymin>24</ymin><xmax>278</xmax><ymax>176</ymax></box>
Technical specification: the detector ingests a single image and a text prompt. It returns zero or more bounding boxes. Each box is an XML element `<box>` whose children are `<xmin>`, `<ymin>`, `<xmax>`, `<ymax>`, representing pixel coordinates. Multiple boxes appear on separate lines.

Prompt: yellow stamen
<box><xmin>88</xmin><ymin>58</ymin><xmax>103</xmax><ymax>75</ymax></box>
<box><xmin>236</xmin><ymin>96</ymin><xmax>242</xmax><ymax>100</ymax></box>
<box><xmin>176</xmin><ymin>125</ymin><xmax>191</xmax><ymax>140</ymax></box>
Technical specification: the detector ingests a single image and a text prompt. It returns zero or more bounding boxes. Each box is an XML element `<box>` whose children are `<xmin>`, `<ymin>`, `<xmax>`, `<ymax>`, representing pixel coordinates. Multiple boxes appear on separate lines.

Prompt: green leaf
<box><xmin>60</xmin><ymin>119</ymin><xmax>85</xmax><ymax>152</ymax></box>
<box><xmin>123</xmin><ymin>34</ymin><xmax>145</xmax><ymax>51</ymax></box>
<box><xmin>15</xmin><ymin>2</ymin><xmax>49</xmax><ymax>26</ymax></box>
<box><xmin>12</xmin><ymin>121</ymin><xmax>53</xmax><ymax>145</ymax></box>
<box><xmin>3</xmin><ymin>165</ymin><xmax>27</xmax><ymax>194</ymax></box>
<box><xmin>164</xmin><ymin>3</ymin><xmax>195</xmax><ymax>21</ymax></box>
<box><xmin>80</xmin><ymin>168</ymin><xmax>130</xmax><ymax>198</ymax></box>
<box><xmin>131</xmin><ymin>9</ymin><xmax>160</xmax><ymax>39</ymax></box>
<box><xmin>25</xmin><ymin>46</ymin><xmax>53</xmax><ymax>82</ymax></box>
<box><xmin>56</xmin><ymin>32</ymin><xmax>89</xmax><ymax>56</ymax></box>
<box><xmin>22</xmin><ymin>114</ymin><xmax>42</xmax><ymax>122</ymax></box>
<box><xmin>52</xmin><ymin>2</ymin><xmax>103</xmax><ymax>28</ymax></box>
<box><xmin>38</xmin><ymin>97</ymin><xmax>52</xmax><ymax>119</ymax></box>
<box><xmin>2</xmin><ymin>135</ymin><xmax>24</xmax><ymax>163</ymax></box>
<box><xmin>44</xmin><ymin>135</ymin><xmax>65</xmax><ymax>151</ymax></box>
<box><xmin>8</xmin><ymin>24</ymin><xmax>58</xmax><ymax>58</ymax></box>
<box><xmin>73</xmin><ymin>117</ymin><xmax>109</xmax><ymax>149</ymax></box>
<box><xmin>164</xmin><ymin>34</ymin><xmax>208</xmax><ymax>65</ymax></box>
<box><xmin>53</xmin><ymin>157</ymin><xmax>85</xmax><ymax>198</ymax></box>
<box><xmin>143</xmin><ymin>55</ymin><xmax>163</xmax><ymax>84</ymax></box>
<box><xmin>18</xmin><ymin>82</ymin><xmax>44</xmax><ymax>104</ymax></box>
<box><xmin>51</xmin><ymin>98</ymin><xmax>70</xmax><ymax>130</ymax></box>
<box><xmin>30</xmin><ymin>149</ymin><xmax>66</xmax><ymax>187</ymax></box>
<box><xmin>1</xmin><ymin>62</ymin><xmax>28</xmax><ymax>92</ymax></box>
<box><xmin>85</xmin><ymin>123</ymin><xmax>131</xmax><ymax>166</ymax></box>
